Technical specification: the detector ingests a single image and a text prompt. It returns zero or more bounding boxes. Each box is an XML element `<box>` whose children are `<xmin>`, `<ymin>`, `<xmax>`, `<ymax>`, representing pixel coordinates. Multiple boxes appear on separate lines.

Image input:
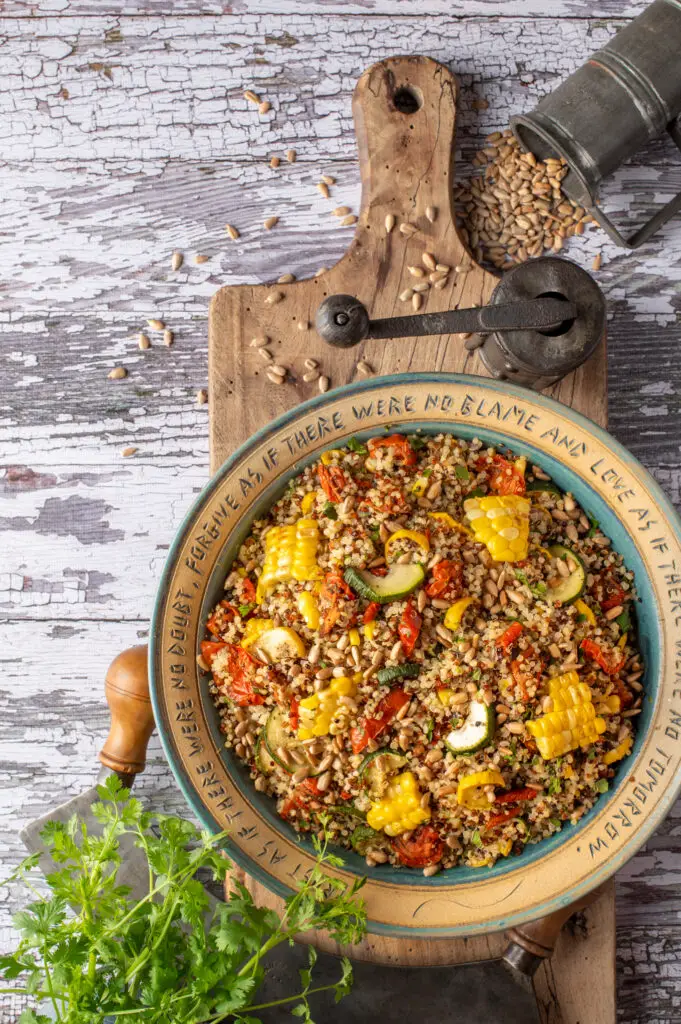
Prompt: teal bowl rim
<box><xmin>150</xmin><ymin>371</ymin><xmax>681</xmax><ymax>936</ymax></box>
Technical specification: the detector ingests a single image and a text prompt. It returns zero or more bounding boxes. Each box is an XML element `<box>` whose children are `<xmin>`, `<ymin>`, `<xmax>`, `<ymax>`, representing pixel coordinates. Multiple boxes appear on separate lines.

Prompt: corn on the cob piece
<box><xmin>298</xmin><ymin>673</ymin><xmax>360</xmax><ymax>739</ymax></box>
<box><xmin>463</xmin><ymin>494</ymin><xmax>530</xmax><ymax>562</ymax></box>
<box><xmin>527</xmin><ymin>671</ymin><xmax>606</xmax><ymax>759</ymax></box>
<box><xmin>256</xmin><ymin>518</ymin><xmax>321</xmax><ymax>601</ymax></box>
<box><xmin>366</xmin><ymin>771</ymin><xmax>430</xmax><ymax>836</ymax></box>
<box><xmin>297</xmin><ymin>591</ymin><xmax>320</xmax><ymax>630</ymax></box>
<box><xmin>241</xmin><ymin>618</ymin><xmax>274</xmax><ymax>649</ymax></box>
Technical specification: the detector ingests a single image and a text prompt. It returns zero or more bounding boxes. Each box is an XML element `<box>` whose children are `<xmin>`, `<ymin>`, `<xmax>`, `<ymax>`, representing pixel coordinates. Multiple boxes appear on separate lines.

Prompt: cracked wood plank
<box><xmin>0</xmin><ymin>14</ymin><xmax>630</xmax><ymax>161</ymax></box>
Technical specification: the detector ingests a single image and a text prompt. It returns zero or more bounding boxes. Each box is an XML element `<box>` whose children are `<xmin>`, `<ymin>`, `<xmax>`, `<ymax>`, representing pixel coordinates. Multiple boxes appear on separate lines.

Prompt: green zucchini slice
<box><xmin>548</xmin><ymin>544</ymin><xmax>586</xmax><ymax>604</ymax></box>
<box><xmin>344</xmin><ymin>564</ymin><xmax>425</xmax><ymax>604</ymax></box>
<box><xmin>375</xmin><ymin>663</ymin><xmax>421</xmax><ymax>686</ymax></box>
<box><xmin>444</xmin><ymin>700</ymin><xmax>495</xmax><ymax>755</ymax></box>
<box><xmin>264</xmin><ymin>707</ymin><xmax>298</xmax><ymax>774</ymax></box>
<box><xmin>350</xmin><ymin>823</ymin><xmax>384</xmax><ymax>856</ymax></box>
<box><xmin>526</xmin><ymin>479</ymin><xmax>562</xmax><ymax>495</ymax></box>
<box><xmin>255</xmin><ymin>731</ymin><xmax>277</xmax><ymax>776</ymax></box>
<box><xmin>358</xmin><ymin>750</ymin><xmax>408</xmax><ymax>800</ymax></box>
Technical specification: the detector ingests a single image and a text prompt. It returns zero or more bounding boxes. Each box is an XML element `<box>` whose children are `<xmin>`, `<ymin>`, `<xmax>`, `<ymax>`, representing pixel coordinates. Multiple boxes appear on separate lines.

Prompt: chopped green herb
<box><xmin>616</xmin><ymin>607</ymin><xmax>632</xmax><ymax>632</ymax></box>
<box><xmin>455</xmin><ymin>464</ymin><xmax>471</xmax><ymax>482</ymax></box>
<box><xmin>423</xmin><ymin>466</ymin><xmax>433</xmax><ymax>477</ymax></box>
<box><xmin>594</xmin><ymin>778</ymin><xmax>609</xmax><ymax>793</ymax></box>
<box><xmin>347</xmin><ymin>436</ymin><xmax>368</xmax><ymax>454</ymax></box>
<box><xmin>587</xmin><ymin>749</ymin><xmax>597</xmax><ymax>760</ymax></box>
<box><xmin>549</xmin><ymin>817</ymin><xmax>562</xmax><ymax>829</ymax></box>
<box><xmin>587</xmin><ymin>511</ymin><xmax>600</xmax><ymax>538</ymax></box>
<box><xmin>369</xmin><ymin>527</ymin><xmax>381</xmax><ymax>544</ymax></box>
<box><xmin>471</xmin><ymin>668</ymin><xmax>482</xmax><ymax>681</ymax></box>
<box><xmin>409</xmin><ymin>435</ymin><xmax>428</xmax><ymax>450</ymax></box>
<box><xmin>468</xmin><ymin>487</ymin><xmax>485</xmax><ymax>498</ymax></box>
<box><xmin>238</xmin><ymin>603</ymin><xmax>254</xmax><ymax>617</ymax></box>
<box><xmin>323</xmin><ymin>501</ymin><xmax>338</xmax><ymax>520</ymax></box>
<box><xmin>547</xmin><ymin>777</ymin><xmax>562</xmax><ymax>796</ymax></box>
<box><xmin>576</xmin><ymin>613</ymin><xmax>587</xmax><ymax>623</ymax></box>
<box><xmin>425</xmin><ymin>719</ymin><xmax>435</xmax><ymax>742</ymax></box>
<box><xmin>471</xmin><ymin>830</ymin><xmax>482</xmax><ymax>847</ymax></box>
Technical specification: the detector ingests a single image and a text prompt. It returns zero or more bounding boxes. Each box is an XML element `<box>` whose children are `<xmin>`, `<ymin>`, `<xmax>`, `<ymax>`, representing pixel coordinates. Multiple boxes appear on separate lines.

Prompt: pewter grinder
<box><xmin>511</xmin><ymin>0</ymin><xmax>681</xmax><ymax>248</ymax></box>
<box><xmin>315</xmin><ymin>255</ymin><xmax>606</xmax><ymax>392</ymax></box>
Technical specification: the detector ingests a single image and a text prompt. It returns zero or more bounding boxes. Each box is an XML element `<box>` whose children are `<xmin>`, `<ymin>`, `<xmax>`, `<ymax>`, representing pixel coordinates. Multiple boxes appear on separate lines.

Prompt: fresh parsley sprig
<box><xmin>1</xmin><ymin>776</ymin><xmax>366</xmax><ymax>1023</ymax></box>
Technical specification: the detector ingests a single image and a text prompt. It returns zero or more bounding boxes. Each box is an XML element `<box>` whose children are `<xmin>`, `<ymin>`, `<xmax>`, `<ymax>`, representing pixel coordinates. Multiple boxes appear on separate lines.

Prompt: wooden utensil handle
<box><xmin>99</xmin><ymin>645</ymin><xmax>155</xmax><ymax>776</ymax></box>
<box><xmin>506</xmin><ymin>884</ymin><xmax>606</xmax><ymax>960</ymax></box>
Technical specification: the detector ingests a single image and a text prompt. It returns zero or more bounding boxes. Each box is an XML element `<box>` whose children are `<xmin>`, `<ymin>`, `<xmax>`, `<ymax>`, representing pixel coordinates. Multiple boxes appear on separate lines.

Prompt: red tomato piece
<box><xmin>485</xmin><ymin>808</ymin><xmax>522</xmax><ymax>832</ymax></box>
<box><xmin>281</xmin><ymin>777</ymin><xmax>321</xmax><ymax>819</ymax></box>
<box><xmin>510</xmin><ymin>645</ymin><xmax>540</xmax><ymax>702</ymax></box>
<box><xmin>200</xmin><ymin>640</ymin><xmax>227</xmax><ymax>667</ymax></box>
<box><xmin>320</xmin><ymin>572</ymin><xmax>356</xmax><ymax>635</ymax></box>
<box><xmin>368</xmin><ymin>434</ymin><xmax>418</xmax><ymax>467</ymax></box>
<box><xmin>289</xmin><ymin>698</ymin><xmax>300</xmax><ymax>732</ymax></box>
<box><xmin>210</xmin><ymin>643</ymin><xmax>266</xmax><ymax>707</ymax></box>
<box><xmin>580</xmin><ymin>638</ymin><xmax>625</xmax><ymax>676</ymax></box>
<box><xmin>494</xmin><ymin>787</ymin><xmax>538</xmax><ymax>805</ymax></box>
<box><xmin>241</xmin><ymin>578</ymin><xmax>256</xmax><ymax>603</ymax></box>
<box><xmin>478</xmin><ymin>454</ymin><xmax>526</xmax><ymax>495</ymax></box>
<box><xmin>363</xmin><ymin>601</ymin><xmax>380</xmax><ymax>624</ymax></box>
<box><xmin>497</xmin><ymin>621</ymin><xmax>523</xmax><ymax>651</ymax></box>
<box><xmin>425</xmin><ymin>560</ymin><xmax>463</xmax><ymax>600</ymax></box>
<box><xmin>392</xmin><ymin>825</ymin><xmax>444</xmax><ymax>867</ymax></box>
<box><xmin>352</xmin><ymin>689</ymin><xmax>411</xmax><ymax>753</ymax></box>
<box><xmin>398</xmin><ymin>598</ymin><xmax>422</xmax><ymax>657</ymax></box>
<box><xmin>206</xmin><ymin>601</ymin><xmax>239</xmax><ymax>637</ymax></box>
<box><xmin>590</xmin><ymin>569</ymin><xmax>628</xmax><ymax>612</ymax></box>
<box><xmin>317</xmin><ymin>463</ymin><xmax>347</xmax><ymax>503</ymax></box>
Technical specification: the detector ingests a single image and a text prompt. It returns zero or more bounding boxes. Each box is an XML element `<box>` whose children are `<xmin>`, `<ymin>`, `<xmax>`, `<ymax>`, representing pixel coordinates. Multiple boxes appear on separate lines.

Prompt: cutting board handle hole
<box><xmin>393</xmin><ymin>85</ymin><xmax>422</xmax><ymax>115</ymax></box>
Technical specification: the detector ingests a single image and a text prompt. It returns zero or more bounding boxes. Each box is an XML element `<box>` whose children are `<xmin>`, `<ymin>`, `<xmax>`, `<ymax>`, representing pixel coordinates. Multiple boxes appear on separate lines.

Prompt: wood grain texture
<box><xmin>210</xmin><ymin>56</ymin><xmax>614</xmax><ymax>1024</ymax></box>
<box><xmin>2</xmin><ymin>4</ymin><xmax>681</xmax><ymax>1021</ymax></box>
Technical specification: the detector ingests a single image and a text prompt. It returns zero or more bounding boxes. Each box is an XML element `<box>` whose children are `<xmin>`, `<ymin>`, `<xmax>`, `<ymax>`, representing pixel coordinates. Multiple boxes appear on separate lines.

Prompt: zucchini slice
<box><xmin>444</xmin><ymin>700</ymin><xmax>495</xmax><ymax>755</ymax></box>
<box><xmin>329</xmin><ymin>803</ymin><xmax>367</xmax><ymax>822</ymax></box>
<box><xmin>526</xmin><ymin>479</ymin><xmax>562</xmax><ymax>495</ymax></box>
<box><xmin>255</xmin><ymin>731</ymin><xmax>277</xmax><ymax>776</ymax></box>
<box><xmin>344</xmin><ymin>564</ymin><xmax>425</xmax><ymax>603</ymax></box>
<box><xmin>375</xmin><ymin>663</ymin><xmax>421</xmax><ymax>686</ymax></box>
<box><xmin>350</xmin><ymin>823</ymin><xmax>384</xmax><ymax>856</ymax></box>
<box><xmin>264</xmin><ymin>707</ymin><xmax>298</xmax><ymax>774</ymax></box>
<box><xmin>548</xmin><ymin>544</ymin><xmax>586</xmax><ymax>605</ymax></box>
<box><xmin>254</xmin><ymin>626</ymin><xmax>307</xmax><ymax>661</ymax></box>
<box><xmin>359</xmin><ymin>750</ymin><xmax>408</xmax><ymax>800</ymax></box>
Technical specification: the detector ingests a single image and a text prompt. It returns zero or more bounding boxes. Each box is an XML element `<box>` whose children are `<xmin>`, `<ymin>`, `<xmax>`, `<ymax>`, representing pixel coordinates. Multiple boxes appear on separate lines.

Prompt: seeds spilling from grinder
<box><xmin>454</xmin><ymin>129</ymin><xmax>595</xmax><ymax>270</ymax></box>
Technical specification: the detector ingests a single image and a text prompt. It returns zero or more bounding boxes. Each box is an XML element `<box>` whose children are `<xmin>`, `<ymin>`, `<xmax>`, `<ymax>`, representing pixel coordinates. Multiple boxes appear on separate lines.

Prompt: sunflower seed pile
<box><xmin>454</xmin><ymin>129</ymin><xmax>595</xmax><ymax>270</ymax></box>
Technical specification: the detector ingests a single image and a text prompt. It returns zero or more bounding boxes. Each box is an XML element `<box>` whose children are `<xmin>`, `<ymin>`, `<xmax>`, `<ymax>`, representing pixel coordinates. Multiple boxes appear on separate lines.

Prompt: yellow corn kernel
<box><xmin>597</xmin><ymin>695</ymin><xmax>621</xmax><ymax>715</ymax></box>
<box><xmin>301</xmin><ymin>491</ymin><xmax>317</xmax><ymax>514</ymax></box>
<box><xmin>363</xmin><ymin>621</ymin><xmax>377</xmax><ymax>641</ymax></box>
<box><xmin>241</xmin><ymin>618</ymin><xmax>274</xmax><ymax>649</ymax></box>
<box><xmin>498</xmin><ymin>839</ymin><xmax>513</xmax><ymax>857</ymax></box>
<box><xmin>366</xmin><ymin>772</ymin><xmax>430</xmax><ymax>836</ymax></box>
<box><xmin>437</xmin><ymin>688</ymin><xmax>453</xmax><ymax>705</ymax></box>
<box><xmin>321</xmin><ymin>449</ymin><xmax>344</xmax><ymax>465</ymax></box>
<box><xmin>384</xmin><ymin>528</ymin><xmax>430</xmax><ymax>562</ymax></box>
<box><xmin>457</xmin><ymin>769</ymin><xmax>505</xmax><ymax>809</ymax></box>
<box><xmin>428</xmin><ymin>511</ymin><xmax>474</xmax><ymax>537</ymax></box>
<box><xmin>348</xmin><ymin>628</ymin><xmax>361</xmax><ymax>647</ymax></box>
<box><xmin>562</xmin><ymin>764</ymin><xmax>574</xmax><ymax>779</ymax></box>
<box><xmin>297</xmin><ymin>591</ymin><xmax>320</xmax><ymax>630</ymax></box>
<box><xmin>297</xmin><ymin>674</ymin><xmax>359</xmax><ymax>739</ymax></box>
<box><xmin>574</xmin><ymin>598</ymin><xmax>596</xmax><ymax>625</ymax></box>
<box><xmin>463</xmin><ymin>495</ymin><xmax>530</xmax><ymax>562</ymax></box>
<box><xmin>527</xmin><ymin>671</ymin><xmax>606</xmax><ymax>759</ymax></box>
<box><xmin>444</xmin><ymin>596</ymin><xmax>475</xmax><ymax>630</ymax></box>
<box><xmin>603</xmin><ymin>736</ymin><xmax>633</xmax><ymax>765</ymax></box>
<box><xmin>257</xmin><ymin>518</ymin><xmax>321</xmax><ymax>601</ymax></box>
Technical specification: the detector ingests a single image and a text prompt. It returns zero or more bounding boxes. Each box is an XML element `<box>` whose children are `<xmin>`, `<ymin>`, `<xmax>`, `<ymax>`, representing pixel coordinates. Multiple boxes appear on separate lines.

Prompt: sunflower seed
<box><xmin>277</xmin><ymin>273</ymin><xmax>295</xmax><ymax>284</ymax></box>
<box><xmin>422</xmin><ymin>252</ymin><xmax>437</xmax><ymax>271</ymax></box>
<box><xmin>147</xmin><ymin>319</ymin><xmax>164</xmax><ymax>330</ymax></box>
<box><xmin>604</xmin><ymin>604</ymin><xmax>624</xmax><ymax>620</ymax></box>
<box><xmin>138</xmin><ymin>333</ymin><xmax>150</xmax><ymax>350</ymax></box>
<box><xmin>121</xmin><ymin>446</ymin><xmax>137</xmax><ymax>457</ymax></box>
<box><xmin>413</xmin><ymin>282</ymin><xmax>430</xmax><ymax>293</ymax></box>
<box><xmin>196</xmin><ymin>388</ymin><xmax>208</xmax><ymax>405</ymax></box>
<box><xmin>400</xmin><ymin>222</ymin><xmax>418</xmax><ymax>236</ymax></box>
<box><xmin>592</xmin><ymin>253</ymin><xmax>602</xmax><ymax>271</ymax></box>
<box><xmin>259</xmin><ymin>100</ymin><xmax>271</xmax><ymax>114</ymax></box>
<box><xmin>304</xmin><ymin>358</ymin><xmax>319</xmax><ymax>370</ymax></box>
<box><xmin>171</xmin><ymin>251</ymin><xmax>183</xmax><ymax>271</ymax></box>
<box><xmin>303</xmin><ymin>370</ymin><xmax>319</xmax><ymax>383</ymax></box>
<box><xmin>417</xmin><ymin>590</ymin><xmax>427</xmax><ymax>613</ymax></box>
<box><xmin>505</xmin><ymin>721</ymin><xmax>525</xmax><ymax>735</ymax></box>
<box><xmin>264</xmin><ymin>216</ymin><xmax>279</xmax><ymax>230</ymax></box>
<box><xmin>464</xmin><ymin>334</ymin><xmax>484</xmax><ymax>351</ymax></box>
<box><xmin>333</xmin><ymin>206</ymin><xmax>351</xmax><ymax>217</ymax></box>
<box><xmin>108</xmin><ymin>366</ymin><xmax>127</xmax><ymax>380</ymax></box>
<box><xmin>341</xmin><ymin>214</ymin><xmax>358</xmax><ymax>226</ymax></box>
<box><xmin>318</xmin><ymin>375</ymin><xmax>330</xmax><ymax>393</ymax></box>
<box><xmin>269</xmin><ymin>155</ymin><xmax>280</xmax><ymax>169</ymax></box>
<box><xmin>194</xmin><ymin>254</ymin><xmax>209</xmax><ymax>264</ymax></box>
<box><xmin>298</xmin><ymin>321</ymin><xmax>310</xmax><ymax>331</ymax></box>
<box><xmin>433</xmin><ymin>278</ymin><xmax>448</xmax><ymax>290</ymax></box>
<box><xmin>408</xmin><ymin>265</ymin><xmax>425</xmax><ymax>278</ymax></box>
<box><xmin>412</xmin><ymin>293</ymin><xmax>423</xmax><ymax>311</ymax></box>
<box><xmin>423</xmin><ymin>864</ymin><xmax>441</xmax><ymax>877</ymax></box>
<box><xmin>315</xmin><ymin>267</ymin><xmax>328</xmax><ymax>277</ymax></box>
<box><xmin>399</xmin><ymin>288</ymin><xmax>414</xmax><ymax>302</ymax></box>
<box><xmin>317</xmin><ymin>182</ymin><xmax>330</xmax><ymax>199</ymax></box>
<box><xmin>385</xmin><ymin>213</ymin><xmax>396</xmax><ymax>234</ymax></box>
<box><xmin>357</xmin><ymin>360</ymin><xmax>373</xmax><ymax>376</ymax></box>
<box><xmin>425</xmin><ymin>206</ymin><xmax>437</xmax><ymax>223</ymax></box>
<box><xmin>265</xmin><ymin>291</ymin><xmax>284</xmax><ymax>305</ymax></box>
<box><xmin>429</xmin><ymin>271</ymin><xmax>448</xmax><ymax>283</ymax></box>
<box><xmin>321</xmin><ymin>174</ymin><xmax>336</xmax><ymax>185</ymax></box>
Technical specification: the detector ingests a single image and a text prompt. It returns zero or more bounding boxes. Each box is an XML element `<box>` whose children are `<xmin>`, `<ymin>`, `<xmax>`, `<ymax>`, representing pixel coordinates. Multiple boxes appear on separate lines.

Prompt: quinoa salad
<box><xmin>200</xmin><ymin>433</ymin><xmax>643</xmax><ymax>876</ymax></box>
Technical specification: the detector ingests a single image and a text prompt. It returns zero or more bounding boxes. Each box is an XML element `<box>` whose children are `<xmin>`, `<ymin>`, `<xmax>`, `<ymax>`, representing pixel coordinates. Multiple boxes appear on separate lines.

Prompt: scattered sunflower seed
<box><xmin>435</xmin><ymin>263</ymin><xmax>450</xmax><ymax>273</ymax></box>
<box><xmin>147</xmin><ymin>319</ymin><xmax>164</xmax><ymax>330</ymax></box>
<box><xmin>225</xmin><ymin>224</ymin><xmax>240</xmax><ymax>240</ymax></box>
<box><xmin>163</xmin><ymin>329</ymin><xmax>174</xmax><ymax>346</ymax></box>
<box><xmin>422</xmin><ymin>252</ymin><xmax>437</xmax><ymax>270</ymax></box>
<box><xmin>464</xmin><ymin>334</ymin><xmax>485</xmax><ymax>351</ymax></box>
<box><xmin>318</xmin><ymin>375</ymin><xmax>330</xmax><ymax>393</ymax></box>
<box><xmin>317</xmin><ymin>181</ymin><xmax>330</xmax><ymax>199</ymax></box>
<box><xmin>250</xmin><ymin>335</ymin><xmax>269</xmax><ymax>347</ymax></box>
<box><xmin>385</xmin><ymin>213</ymin><xmax>396</xmax><ymax>234</ymax></box>
<box><xmin>303</xmin><ymin>370</ymin><xmax>319</xmax><ymax>383</ymax></box>
<box><xmin>333</xmin><ymin>206</ymin><xmax>351</xmax><ymax>217</ymax></box>
<box><xmin>592</xmin><ymin>253</ymin><xmax>602</xmax><ymax>271</ymax></box>
<box><xmin>259</xmin><ymin>100</ymin><xmax>271</xmax><ymax>114</ymax></box>
<box><xmin>265</xmin><ymin>291</ymin><xmax>284</xmax><ymax>305</ymax></box>
<box><xmin>108</xmin><ymin>366</ymin><xmax>127</xmax><ymax>380</ymax></box>
<box><xmin>357</xmin><ymin>360</ymin><xmax>373</xmax><ymax>375</ymax></box>
<box><xmin>425</xmin><ymin>206</ymin><xmax>438</xmax><ymax>223</ymax></box>
<box><xmin>263</xmin><ymin>216</ymin><xmax>279</xmax><ymax>230</ymax></box>
<box><xmin>413</xmin><ymin>282</ymin><xmax>430</xmax><ymax>293</ymax></box>
<box><xmin>277</xmin><ymin>273</ymin><xmax>296</xmax><ymax>283</ymax></box>
<box><xmin>433</xmin><ymin>277</ymin><xmax>448</xmax><ymax>290</ymax></box>
<box><xmin>341</xmin><ymin>214</ymin><xmax>357</xmax><ymax>226</ymax></box>
<box><xmin>243</xmin><ymin>89</ymin><xmax>260</xmax><ymax>104</ymax></box>
<box><xmin>138</xmin><ymin>333</ymin><xmax>150</xmax><ymax>350</ymax></box>
<box><xmin>321</xmin><ymin>174</ymin><xmax>336</xmax><ymax>185</ymax></box>
<box><xmin>400</xmin><ymin>222</ymin><xmax>417</xmax><ymax>236</ymax></box>
<box><xmin>315</xmin><ymin>267</ymin><xmax>328</xmax><ymax>277</ymax></box>
<box><xmin>399</xmin><ymin>288</ymin><xmax>414</xmax><ymax>302</ymax></box>
<box><xmin>121</xmin><ymin>446</ymin><xmax>137</xmax><ymax>457</ymax></box>
<box><xmin>196</xmin><ymin>388</ymin><xmax>208</xmax><ymax>405</ymax></box>
<box><xmin>194</xmin><ymin>254</ymin><xmax>209</xmax><ymax>264</ymax></box>
<box><xmin>408</xmin><ymin>266</ymin><xmax>425</xmax><ymax>278</ymax></box>
<box><xmin>412</xmin><ymin>292</ymin><xmax>423</xmax><ymax>311</ymax></box>
<box><xmin>267</xmin><ymin>370</ymin><xmax>285</xmax><ymax>385</ymax></box>
<box><xmin>286</xmin><ymin>149</ymin><xmax>297</xmax><ymax>163</ymax></box>
<box><xmin>298</xmin><ymin>320</ymin><xmax>310</xmax><ymax>330</ymax></box>
<box><xmin>304</xmin><ymin>358</ymin><xmax>318</xmax><ymax>370</ymax></box>
<box><xmin>269</xmin><ymin>156</ymin><xmax>280</xmax><ymax>169</ymax></box>
<box><xmin>258</xmin><ymin>347</ymin><xmax>272</xmax><ymax>361</ymax></box>
<box><xmin>171</xmin><ymin>251</ymin><xmax>183</xmax><ymax>271</ymax></box>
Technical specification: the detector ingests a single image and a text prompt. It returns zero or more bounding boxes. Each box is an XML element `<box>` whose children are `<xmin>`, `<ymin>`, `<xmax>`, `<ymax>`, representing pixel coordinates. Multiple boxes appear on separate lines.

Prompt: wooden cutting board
<box><xmin>209</xmin><ymin>55</ymin><xmax>614</xmax><ymax>1024</ymax></box>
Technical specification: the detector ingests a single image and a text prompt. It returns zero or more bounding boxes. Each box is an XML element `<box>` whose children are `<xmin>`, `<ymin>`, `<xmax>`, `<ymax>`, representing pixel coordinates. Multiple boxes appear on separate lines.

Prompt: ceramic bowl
<box><xmin>150</xmin><ymin>373</ymin><xmax>681</xmax><ymax>938</ymax></box>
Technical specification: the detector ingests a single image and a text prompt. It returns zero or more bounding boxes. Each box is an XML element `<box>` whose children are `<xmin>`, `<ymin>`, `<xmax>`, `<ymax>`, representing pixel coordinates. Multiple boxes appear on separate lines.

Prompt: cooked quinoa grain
<box><xmin>202</xmin><ymin>434</ymin><xmax>642</xmax><ymax>872</ymax></box>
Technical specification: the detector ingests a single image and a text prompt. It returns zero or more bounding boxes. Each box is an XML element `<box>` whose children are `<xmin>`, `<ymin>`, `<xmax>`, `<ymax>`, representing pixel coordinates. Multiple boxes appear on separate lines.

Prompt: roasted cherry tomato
<box><xmin>206</xmin><ymin>601</ymin><xmax>239</xmax><ymax>637</ymax></box>
<box><xmin>494</xmin><ymin>787</ymin><xmax>538</xmax><ymax>805</ymax></box>
<box><xmin>289</xmin><ymin>698</ymin><xmax>300</xmax><ymax>732</ymax></box>
<box><xmin>590</xmin><ymin>569</ymin><xmax>629</xmax><ymax>612</ymax></box>
<box><xmin>368</xmin><ymin>434</ymin><xmax>418</xmax><ymax>467</ymax></box>
<box><xmin>392</xmin><ymin>824</ymin><xmax>444</xmax><ymax>867</ymax></box>
<box><xmin>510</xmin><ymin>645</ymin><xmax>541</xmax><ymax>702</ymax></box>
<box><xmin>425</xmin><ymin>560</ymin><xmax>463</xmax><ymax>600</ymax></box>
<box><xmin>209</xmin><ymin>643</ymin><xmax>266</xmax><ymax>707</ymax></box>
<box><xmin>580</xmin><ymin>638</ymin><xmax>625</xmax><ymax>676</ymax></box>
<box><xmin>497</xmin><ymin>622</ymin><xmax>523</xmax><ymax>651</ymax></box>
<box><xmin>363</xmin><ymin>601</ymin><xmax>380</xmax><ymax>624</ymax></box>
<box><xmin>398</xmin><ymin>598</ymin><xmax>422</xmax><ymax>657</ymax></box>
<box><xmin>200</xmin><ymin>640</ymin><xmax>227</xmax><ymax>667</ymax></box>
<box><xmin>320</xmin><ymin>571</ymin><xmax>356</xmax><ymax>635</ymax></box>
<box><xmin>351</xmin><ymin>689</ymin><xmax>410</xmax><ymax>753</ymax></box>
<box><xmin>485</xmin><ymin>808</ymin><xmax>522</xmax><ymax>832</ymax></box>
<box><xmin>317</xmin><ymin>463</ymin><xmax>347</xmax><ymax>503</ymax></box>
<box><xmin>241</xmin><ymin>578</ymin><xmax>257</xmax><ymax>604</ymax></box>
<box><xmin>478</xmin><ymin>453</ymin><xmax>526</xmax><ymax>495</ymax></box>
<box><xmin>280</xmin><ymin>777</ymin><xmax>321</xmax><ymax>819</ymax></box>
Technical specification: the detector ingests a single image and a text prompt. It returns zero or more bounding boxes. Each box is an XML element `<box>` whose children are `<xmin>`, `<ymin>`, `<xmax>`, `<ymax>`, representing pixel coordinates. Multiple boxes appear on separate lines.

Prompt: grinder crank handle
<box><xmin>99</xmin><ymin>644</ymin><xmax>155</xmax><ymax>781</ymax></box>
<box><xmin>502</xmin><ymin>883</ymin><xmax>607</xmax><ymax>979</ymax></box>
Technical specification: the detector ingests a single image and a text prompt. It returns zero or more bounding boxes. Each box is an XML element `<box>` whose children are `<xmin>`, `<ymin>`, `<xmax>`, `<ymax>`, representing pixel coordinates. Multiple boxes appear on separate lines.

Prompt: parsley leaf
<box><xmin>616</xmin><ymin>607</ymin><xmax>632</xmax><ymax>632</ymax></box>
<box><xmin>595</xmin><ymin>778</ymin><xmax>609</xmax><ymax>793</ymax></box>
<box><xmin>468</xmin><ymin>487</ymin><xmax>485</xmax><ymax>498</ymax></box>
<box><xmin>409</xmin><ymin>435</ymin><xmax>428</xmax><ymax>450</ymax></box>
<box><xmin>455</xmin><ymin>465</ymin><xmax>471</xmax><ymax>481</ymax></box>
<box><xmin>239</xmin><ymin>602</ymin><xmax>254</xmax><ymax>617</ymax></box>
<box><xmin>471</xmin><ymin>830</ymin><xmax>482</xmax><ymax>847</ymax></box>
<box><xmin>587</xmin><ymin>511</ymin><xmax>600</xmax><ymax>538</ymax></box>
<box><xmin>347</xmin><ymin>437</ymin><xmax>367</xmax><ymax>454</ymax></box>
<box><xmin>547</xmin><ymin>777</ymin><xmax>562</xmax><ymax>795</ymax></box>
<box><xmin>471</xmin><ymin>668</ymin><xmax>482</xmax><ymax>681</ymax></box>
<box><xmin>425</xmin><ymin>719</ymin><xmax>435</xmax><ymax>742</ymax></box>
<box><xmin>323</xmin><ymin>501</ymin><xmax>338</xmax><ymax>520</ymax></box>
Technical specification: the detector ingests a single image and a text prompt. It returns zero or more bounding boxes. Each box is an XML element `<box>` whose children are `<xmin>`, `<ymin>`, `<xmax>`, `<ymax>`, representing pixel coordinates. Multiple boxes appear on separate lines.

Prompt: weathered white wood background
<box><xmin>2</xmin><ymin>3</ymin><xmax>681</xmax><ymax>1021</ymax></box>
